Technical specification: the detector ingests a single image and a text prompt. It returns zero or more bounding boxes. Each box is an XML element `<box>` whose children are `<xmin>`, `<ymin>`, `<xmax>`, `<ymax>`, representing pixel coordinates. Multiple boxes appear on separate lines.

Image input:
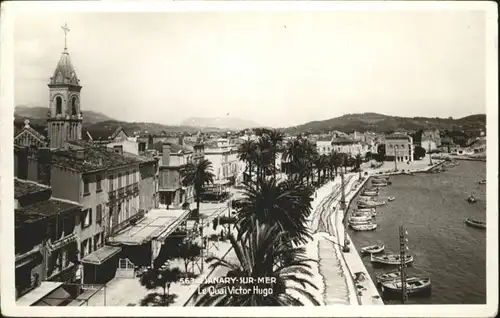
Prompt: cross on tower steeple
<box><xmin>61</xmin><ymin>23</ymin><xmax>70</xmax><ymax>50</ymax></box>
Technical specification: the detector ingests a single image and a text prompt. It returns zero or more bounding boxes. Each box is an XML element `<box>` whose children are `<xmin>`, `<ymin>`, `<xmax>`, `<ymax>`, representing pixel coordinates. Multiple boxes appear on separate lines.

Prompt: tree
<box><xmin>414</xmin><ymin>145</ymin><xmax>426</xmax><ymax>160</ymax></box>
<box><xmin>266</xmin><ymin>129</ymin><xmax>285</xmax><ymax>178</ymax></box>
<box><xmin>182</xmin><ymin>159</ymin><xmax>215</xmax><ymax>219</ymax></box>
<box><xmin>237</xmin><ymin>140</ymin><xmax>257</xmax><ymax>183</ymax></box>
<box><xmin>236</xmin><ymin>177</ymin><xmax>313</xmax><ymax>245</ymax></box>
<box><xmin>176</xmin><ymin>241</ymin><xmax>202</xmax><ymax>274</ymax></box>
<box><xmin>139</xmin><ymin>267</ymin><xmax>182</xmax><ymax>306</ymax></box>
<box><xmin>192</xmin><ymin>222</ymin><xmax>320</xmax><ymax>306</ymax></box>
<box><xmin>365</xmin><ymin>151</ymin><xmax>373</xmax><ymax>162</ymax></box>
<box><xmin>376</xmin><ymin>144</ymin><xmax>386</xmax><ymax>162</ymax></box>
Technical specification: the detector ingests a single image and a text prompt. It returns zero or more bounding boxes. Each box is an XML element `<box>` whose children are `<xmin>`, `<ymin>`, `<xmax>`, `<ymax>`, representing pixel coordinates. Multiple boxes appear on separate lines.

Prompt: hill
<box><xmin>15</xmin><ymin>106</ymin><xmax>113</xmax><ymax>124</ymax></box>
<box><xmin>181</xmin><ymin>117</ymin><xmax>261</xmax><ymax>130</ymax></box>
<box><xmin>84</xmin><ymin>120</ymin><xmax>223</xmax><ymax>136</ymax></box>
<box><xmin>283</xmin><ymin>113</ymin><xmax>486</xmax><ymax>134</ymax></box>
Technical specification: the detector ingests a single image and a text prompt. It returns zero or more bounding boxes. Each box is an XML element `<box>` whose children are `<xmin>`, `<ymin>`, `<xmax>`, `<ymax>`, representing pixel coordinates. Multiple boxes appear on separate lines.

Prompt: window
<box><xmin>93</xmin><ymin>233</ymin><xmax>103</xmax><ymax>251</ymax></box>
<box><xmin>118</xmin><ymin>173</ymin><xmax>122</xmax><ymax>188</ymax></box>
<box><xmin>126</xmin><ymin>171</ymin><xmax>130</xmax><ymax>186</ymax></box>
<box><xmin>80</xmin><ymin>238</ymin><xmax>92</xmax><ymax>259</ymax></box>
<box><xmin>109</xmin><ymin>175</ymin><xmax>114</xmax><ymax>191</ymax></box>
<box><xmin>83</xmin><ymin>177</ymin><xmax>90</xmax><ymax>195</ymax></box>
<box><xmin>96</xmin><ymin>204</ymin><xmax>103</xmax><ymax>224</ymax></box>
<box><xmin>55</xmin><ymin>96</ymin><xmax>62</xmax><ymax>115</ymax></box>
<box><xmin>81</xmin><ymin>209</ymin><xmax>92</xmax><ymax>228</ymax></box>
<box><xmin>113</xmin><ymin>145</ymin><xmax>123</xmax><ymax>154</ymax></box>
<box><xmin>133</xmin><ymin>170</ymin><xmax>137</xmax><ymax>183</ymax></box>
<box><xmin>71</xmin><ymin>97</ymin><xmax>78</xmax><ymax>115</ymax></box>
<box><xmin>96</xmin><ymin>175</ymin><xmax>102</xmax><ymax>192</ymax></box>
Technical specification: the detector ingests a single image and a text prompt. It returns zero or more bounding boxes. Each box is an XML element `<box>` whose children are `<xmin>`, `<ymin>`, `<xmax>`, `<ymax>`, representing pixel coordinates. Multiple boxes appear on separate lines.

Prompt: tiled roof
<box><xmin>16</xmin><ymin>198</ymin><xmax>81</xmax><ymax>227</ymax></box>
<box><xmin>84</xmin><ymin>124</ymin><xmax>128</xmax><ymax>142</ymax></box>
<box><xmin>49</xmin><ymin>49</ymin><xmax>80</xmax><ymax>86</ymax></box>
<box><xmin>52</xmin><ymin>141</ymin><xmax>145</xmax><ymax>172</ymax></box>
<box><xmin>15</xmin><ymin>179</ymin><xmax>50</xmax><ymax>199</ymax></box>
<box><xmin>331</xmin><ymin>137</ymin><xmax>357</xmax><ymax>144</ymax></box>
<box><xmin>386</xmin><ymin>133</ymin><xmax>411</xmax><ymax>140</ymax></box>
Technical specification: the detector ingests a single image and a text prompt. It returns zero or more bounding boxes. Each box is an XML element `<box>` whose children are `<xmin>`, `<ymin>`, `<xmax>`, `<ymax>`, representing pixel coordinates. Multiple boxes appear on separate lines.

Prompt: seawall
<box><xmin>334</xmin><ymin>174</ymin><xmax>385</xmax><ymax>305</ymax></box>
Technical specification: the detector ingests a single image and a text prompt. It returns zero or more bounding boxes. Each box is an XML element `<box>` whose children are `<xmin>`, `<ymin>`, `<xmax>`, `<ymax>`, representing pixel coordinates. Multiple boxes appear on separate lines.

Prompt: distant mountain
<box><xmin>15</xmin><ymin>106</ymin><xmax>113</xmax><ymax>124</ymax></box>
<box><xmin>84</xmin><ymin>120</ymin><xmax>222</xmax><ymax>136</ymax></box>
<box><xmin>181</xmin><ymin>117</ymin><xmax>261</xmax><ymax>130</ymax></box>
<box><xmin>283</xmin><ymin>112</ymin><xmax>486</xmax><ymax>134</ymax></box>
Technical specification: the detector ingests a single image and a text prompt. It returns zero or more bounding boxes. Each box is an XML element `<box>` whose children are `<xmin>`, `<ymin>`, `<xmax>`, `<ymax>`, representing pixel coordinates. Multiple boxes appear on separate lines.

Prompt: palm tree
<box><xmin>237</xmin><ymin>140</ymin><xmax>257</xmax><ymax>184</ymax></box>
<box><xmin>255</xmin><ymin>135</ymin><xmax>274</xmax><ymax>182</ymax></box>
<box><xmin>192</xmin><ymin>222</ymin><xmax>320</xmax><ymax>306</ymax></box>
<box><xmin>266</xmin><ymin>129</ymin><xmax>285</xmax><ymax>178</ymax></box>
<box><xmin>182</xmin><ymin>159</ymin><xmax>215</xmax><ymax>271</ymax></box>
<box><xmin>182</xmin><ymin>158</ymin><xmax>215</xmax><ymax>215</ymax></box>
<box><xmin>236</xmin><ymin>177</ymin><xmax>313</xmax><ymax>245</ymax></box>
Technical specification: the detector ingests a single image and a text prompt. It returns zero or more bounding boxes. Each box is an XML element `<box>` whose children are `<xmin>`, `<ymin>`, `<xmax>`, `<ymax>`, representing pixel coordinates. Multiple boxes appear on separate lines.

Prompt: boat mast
<box><xmin>399</xmin><ymin>225</ymin><xmax>408</xmax><ymax>303</ymax></box>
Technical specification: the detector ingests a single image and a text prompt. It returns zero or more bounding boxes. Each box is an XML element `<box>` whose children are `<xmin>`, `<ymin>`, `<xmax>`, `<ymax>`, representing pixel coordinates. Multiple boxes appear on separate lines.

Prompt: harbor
<box><xmin>347</xmin><ymin>160</ymin><xmax>487</xmax><ymax>304</ymax></box>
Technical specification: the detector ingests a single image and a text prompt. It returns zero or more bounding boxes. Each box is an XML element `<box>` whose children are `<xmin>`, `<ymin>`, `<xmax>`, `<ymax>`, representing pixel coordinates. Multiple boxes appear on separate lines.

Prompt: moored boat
<box><xmin>380</xmin><ymin>277</ymin><xmax>431</xmax><ymax>295</ymax></box>
<box><xmin>478</xmin><ymin>179</ymin><xmax>486</xmax><ymax>185</ymax></box>
<box><xmin>349</xmin><ymin>214</ymin><xmax>372</xmax><ymax>222</ymax></box>
<box><xmin>360</xmin><ymin>244</ymin><xmax>385</xmax><ymax>254</ymax></box>
<box><xmin>358</xmin><ymin>200</ymin><xmax>386</xmax><ymax>208</ymax></box>
<box><xmin>351</xmin><ymin>223</ymin><xmax>377</xmax><ymax>231</ymax></box>
<box><xmin>466</xmin><ymin>195</ymin><xmax>477</xmax><ymax>204</ymax></box>
<box><xmin>388</xmin><ymin>196</ymin><xmax>395</xmax><ymax>202</ymax></box>
<box><xmin>371</xmin><ymin>253</ymin><xmax>413</xmax><ymax>265</ymax></box>
<box><xmin>373</xmin><ymin>176</ymin><xmax>390</xmax><ymax>181</ymax></box>
<box><xmin>352</xmin><ymin>211</ymin><xmax>376</xmax><ymax>218</ymax></box>
<box><xmin>372</xmin><ymin>182</ymin><xmax>388</xmax><ymax>187</ymax></box>
<box><xmin>376</xmin><ymin>270</ymin><xmax>401</xmax><ymax>284</ymax></box>
<box><xmin>465</xmin><ymin>217</ymin><xmax>486</xmax><ymax>229</ymax></box>
<box><xmin>362</xmin><ymin>190</ymin><xmax>378</xmax><ymax>196</ymax></box>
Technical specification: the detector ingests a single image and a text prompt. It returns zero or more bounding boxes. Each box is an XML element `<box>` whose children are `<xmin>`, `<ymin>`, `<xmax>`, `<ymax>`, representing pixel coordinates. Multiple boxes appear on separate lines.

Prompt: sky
<box><xmin>14</xmin><ymin>9</ymin><xmax>487</xmax><ymax>128</ymax></box>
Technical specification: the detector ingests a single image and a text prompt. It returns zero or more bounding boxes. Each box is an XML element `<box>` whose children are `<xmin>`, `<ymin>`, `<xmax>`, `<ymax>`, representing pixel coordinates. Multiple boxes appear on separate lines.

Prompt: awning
<box><xmin>15</xmin><ymin>249</ymin><xmax>42</xmax><ymax>269</ymax></box>
<box><xmin>107</xmin><ymin>209</ymin><xmax>190</xmax><ymax>246</ymax></box>
<box><xmin>81</xmin><ymin>246</ymin><xmax>122</xmax><ymax>265</ymax></box>
<box><xmin>16</xmin><ymin>282</ymin><xmax>63</xmax><ymax>306</ymax></box>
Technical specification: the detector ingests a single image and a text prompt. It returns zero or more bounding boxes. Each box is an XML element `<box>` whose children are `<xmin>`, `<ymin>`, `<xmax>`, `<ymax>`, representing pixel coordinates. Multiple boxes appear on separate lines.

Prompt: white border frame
<box><xmin>1</xmin><ymin>1</ymin><xmax>497</xmax><ymax>317</ymax></box>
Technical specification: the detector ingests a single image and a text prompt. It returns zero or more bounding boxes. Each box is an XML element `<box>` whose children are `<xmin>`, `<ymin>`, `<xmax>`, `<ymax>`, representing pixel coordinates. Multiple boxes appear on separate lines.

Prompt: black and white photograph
<box><xmin>0</xmin><ymin>1</ymin><xmax>497</xmax><ymax>317</ymax></box>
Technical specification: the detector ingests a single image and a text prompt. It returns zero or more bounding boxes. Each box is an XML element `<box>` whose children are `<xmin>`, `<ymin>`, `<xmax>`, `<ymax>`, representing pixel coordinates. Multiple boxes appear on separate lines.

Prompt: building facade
<box><xmin>384</xmin><ymin>133</ymin><xmax>414</xmax><ymax>162</ymax></box>
<box><xmin>15</xmin><ymin>178</ymin><xmax>81</xmax><ymax>299</ymax></box>
<box><xmin>158</xmin><ymin>143</ymin><xmax>196</xmax><ymax>209</ymax></box>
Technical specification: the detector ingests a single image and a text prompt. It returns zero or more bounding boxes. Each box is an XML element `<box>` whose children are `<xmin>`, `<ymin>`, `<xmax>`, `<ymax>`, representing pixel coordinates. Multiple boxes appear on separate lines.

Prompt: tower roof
<box><xmin>49</xmin><ymin>48</ymin><xmax>80</xmax><ymax>86</ymax></box>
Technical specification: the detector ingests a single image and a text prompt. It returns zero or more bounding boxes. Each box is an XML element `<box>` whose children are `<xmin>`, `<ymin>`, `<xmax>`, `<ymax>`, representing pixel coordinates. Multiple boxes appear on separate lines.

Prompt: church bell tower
<box><xmin>47</xmin><ymin>23</ymin><xmax>83</xmax><ymax>149</ymax></box>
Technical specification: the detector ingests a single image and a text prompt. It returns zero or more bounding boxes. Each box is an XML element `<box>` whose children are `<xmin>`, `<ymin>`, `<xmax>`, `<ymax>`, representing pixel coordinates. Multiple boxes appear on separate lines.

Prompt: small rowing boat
<box><xmin>388</xmin><ymin>196</ymin><xmax>395</xmax><ymax>202</ymax></box>
<box><xmin>467</xmin><ymin>195</ymin><xmax>477</xmax><ymax>204</ymax></box>
<box><xmin>478</xmin><ymin>179</ymin><xmax>486</xmax><ymax>185</ymax></box>
<box><xmin>380</xmin><ymin>277</ymin><xmax>431</xmax><ymax>295</ymax></box>
<box><xmin>465</xmin><ymin>218</ymin><xmax>486</xmax><ymax>229</ymax></box>
<box><xmin>362</xmin><ymin>190</ymin><xmax>378</xmax><ymax>196</ymax></box>
<box><xmin>351</xmin><ymin>223</ymin><xmax>377</xmax><ymax>231</ymax></box>
<box><xmin>358</xmin><ymin>200</ymin><xmax>386</xmax><ymax>208</ymax></box>
<box><xmin>360</xmin><ymin>244</ymin><xmax>385</xmax><ymax>254</ymax></box>
<box><xmin>352</xmin><ymin>211</ymin><xmax>376</xmax><ymax>218</ymax></box>
<box><xmin>371</xmin><ymin>253</ymin><xmax>413</xmax><ymax>265</ymax></box>
<box><xmin>376</xmin><ymin>270</ymin><xmax>401</xmax><ymax>284</ymax></box>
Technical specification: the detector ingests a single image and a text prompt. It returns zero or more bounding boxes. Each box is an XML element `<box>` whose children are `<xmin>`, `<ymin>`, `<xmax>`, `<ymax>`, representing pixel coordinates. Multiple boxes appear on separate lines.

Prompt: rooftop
<box><xmin>331</xmin><ymin>136</ymin><xmax>358</xmax><ymax>144</ymax></box>
<box><xmin>16</xmin><ymin>197</ymin><xmax>81</xmax><ymax>227</ymax></box>
<box><xmin>83</xmin><ymin>124</ymin><xmax>129</xmax><ymax>142</ymax></box>
<box><xmin>386</xmin><ymin>133</ymin><xmax>411</xmax><ymax>140</ymax></box>
<box><xmin>152</xmin><ymin>142</ymin><xmax>193</xmax><ymax>155</ymax></box>
<box><xmin>52</xmin><ymin>141</ymin><xmax>146</xmax><ymax>173</ymax></box>
<box><xmin>14</xmin><ymin>178</ymin><xmax>50</xmax><ymax>199</ymax></box>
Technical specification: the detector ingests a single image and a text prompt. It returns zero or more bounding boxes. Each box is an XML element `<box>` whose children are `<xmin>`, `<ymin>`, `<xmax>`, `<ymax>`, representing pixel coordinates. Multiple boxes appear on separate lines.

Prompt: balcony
<box><xmin>118</xmin><ymin>188</ymin><xmax>125</xmax><ymax>198</ymax></box>
<box><xmin>108</xmin><ymin>190</ymin><xmax>116</xmax><ymax>201</ymax></box>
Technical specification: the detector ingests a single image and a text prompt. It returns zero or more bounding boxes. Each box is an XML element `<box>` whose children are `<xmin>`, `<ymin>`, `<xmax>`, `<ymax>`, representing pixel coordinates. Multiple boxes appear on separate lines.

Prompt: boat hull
<box><xmin>361</xmin><ymin>245</ymin><xmax>385</xmax><ymax>254</ymax></box>
<box><xmin>465</xmin><ymin>218</ymin><xmax>486</xmax><ymax>229</ymax></box>
<box><xmin>380</xmin><ymin>277</ymin><xmax>432</xmax><ymax>297</ymax></box>
<box><xmin>371</xmin><ymin>254</ymin><xmax>414</xmax><ymax>265</ymax></box>
<box><xmin>351</xmin><ymin>224</ymin><xmax>377</xmax><ymax>231</ymax></box>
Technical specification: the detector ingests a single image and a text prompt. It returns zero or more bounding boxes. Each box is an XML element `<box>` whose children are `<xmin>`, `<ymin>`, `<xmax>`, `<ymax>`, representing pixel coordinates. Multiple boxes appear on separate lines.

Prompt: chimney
<box><xmin>147</xmin><ymin>134</ymin><xmax>153</xmax><ymax>150</ymax></box>
<box><xmin>162</xmin><ymin>142</ymin><xmax>171</xmax><ymax>166</ymax></box>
